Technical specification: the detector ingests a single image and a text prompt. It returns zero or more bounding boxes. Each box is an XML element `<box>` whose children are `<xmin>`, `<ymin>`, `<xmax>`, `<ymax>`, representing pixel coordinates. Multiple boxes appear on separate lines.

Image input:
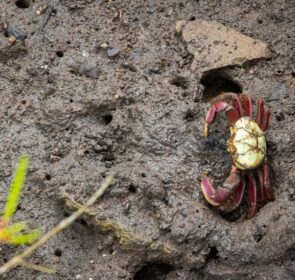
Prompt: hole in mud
<box><xmin>291</xmin><ymin>72</ymin><xmax>295</xmax><ymax>78</ymax></box>
<box><xmin>56</xmin><ymin>51</ymin><xmax>64</xmax><ymax>57</ymax></box>
<box><xmin>200</xmin><ymin>72</ymin><xmax>242</xmax><ymax>101</ymax></box>
<box><xmin>257</xmin><ymin>18</ymin><xmax>263</xmax><ymax>24</ymax></box>
<box><xmin>128</xmin><ymin>184</ymin><xmax>137</xmax><ymax>193</ymax></box>
<box><xmin>133</xmin><ymin>263</ymin><xmax>174</xmax><ymax>280</ymax></box>
<box><xmin>189</xmin><ymin>16</ymin><xmax>196</xmax><ymax>21</ymax></box>
<box><xmin>54</xmin><ymin>248</ymin><xmax>62</xmax><ymax>257</ymax></box>
<box><xmin>206</xmin><ymin>246</ymin><xmax>219</xmax><ymax>261</ymax></box>
<box><xmin>45</xmin><ymin>174</ymin><xmax>51</xmax><ymax>181</ymax></box>
<box><xmin>275</xmin><ymin>112</ymin><xmax>284</xmax><ymax>121</ymax></box>
<box><xmin>78</xmin><ymin>219</ymin><xmax>88</xmax><ymax>226</ymax></box>
<box><xmin>253</xmin><ymin>232</ymin><xmax>263</xmax><ymax>243</ymax></box>
<box><xmin>141</xmin><ymin>173</ymin><xmax>146</xmax><ymax>177</ymax></box>
<box><xmin>184</xmin><ymin>108</ymin><xmax>194</xmax><ymax>121</ymax></box>
<box><xmin>21</xmin><ymin>100</ymin><xmax>27</xmax><ymax>105</ymax></box>
<box><xmin>15</xmin><ymin>0</ymin><xmax>31</xmax><ymax>8</ymax></box>
<box><xmin>102</xmin><ymin>114</ymin><xmax>113</xmax><ymax>125</ymax></box>
<box><xmin>169</xmin><ymin>75</ymin><xmax>190</xmax><ymax>90</ymax></box>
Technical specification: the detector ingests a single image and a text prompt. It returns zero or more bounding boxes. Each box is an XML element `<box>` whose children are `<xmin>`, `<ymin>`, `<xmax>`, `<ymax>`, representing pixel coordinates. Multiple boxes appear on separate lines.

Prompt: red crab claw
<box><xmin>204</xmin><ymin>101</ymin><xmax>240</xmax><ymax>137</ymax></box>
<box><xmin>201</xmin><ymin>166</ymin><xmax>241</xmax><ymax>206</ymax></box>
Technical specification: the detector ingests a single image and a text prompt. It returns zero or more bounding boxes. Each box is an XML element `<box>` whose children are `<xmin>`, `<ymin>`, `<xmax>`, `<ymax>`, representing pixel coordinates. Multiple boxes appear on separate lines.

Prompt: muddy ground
<box><xmin>0</xmin><ymin>0</ymin><xmax>295</xmax><ymax>279</ymax></box>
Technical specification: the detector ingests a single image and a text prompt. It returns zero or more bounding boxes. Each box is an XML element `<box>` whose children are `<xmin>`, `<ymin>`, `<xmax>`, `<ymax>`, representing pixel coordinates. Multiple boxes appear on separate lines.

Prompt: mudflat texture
<box><xmin>0</xmin><ymin>1</ymin><xmax>294</xmax><ymax>280</ymax></box>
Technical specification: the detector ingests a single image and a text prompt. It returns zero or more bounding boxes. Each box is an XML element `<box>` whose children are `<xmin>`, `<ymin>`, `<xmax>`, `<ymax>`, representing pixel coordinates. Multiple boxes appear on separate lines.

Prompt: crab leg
<box><xmin>240</xmin><ymin>94</ymin><xmax>252</xmax><ymax>117</ymax></box>
<box><xmin>256</xmin><ymin>99</ymin><xmax>264</xmax><ymax>127</ymax></box>
<box><xmin>204</xmin><ymin>101</ymin><xmax>240</xmax><ymax>137</ymax></box>
<box><xmin>225</xmin><ymin>177</ymin><xmax>246</xmax><ymax>212</ymax></box>
<box><xmin>232</xmin><ymin>177</ymin><xmax>245</xmax><ymax>209</ymax></box>
<box><xmin>247</xmin><ymin>173</ymin><xmax>257</xmax><ymax>218</ymax></box>
<box><xmin>213</xmin><ymin>92</ymin><xmax>243</xmax><ymax>117</ymax></box>
<box><xmin>262</xmin><ymin>163</ymin><xmax>275</xmax><ymax>201</ymax></box>
<box><xmin>261</xmin><ymin>108</ymin><xmax>270</xmax><ymax>132</ymax></box>
<box><xmin>201</xmin><ymin>166</ymin><xmax>241</xmax><ymax>206</ymax></box>
<box><xmin>258</xmin><ymin>169</ymin><xmax>267</xmax><ymax>204</ymax></box>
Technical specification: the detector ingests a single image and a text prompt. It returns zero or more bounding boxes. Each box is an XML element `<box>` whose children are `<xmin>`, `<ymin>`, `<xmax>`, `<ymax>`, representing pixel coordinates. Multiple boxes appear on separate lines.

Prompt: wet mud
<box><xmin>0</xmin><ymin>1</ymin><xmax>294</xmax><ymax>279</ymax></box>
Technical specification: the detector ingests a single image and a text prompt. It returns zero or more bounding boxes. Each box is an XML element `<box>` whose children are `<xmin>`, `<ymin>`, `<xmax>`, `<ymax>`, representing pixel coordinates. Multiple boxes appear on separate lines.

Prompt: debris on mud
<box><xmin>177</xmin><ymin>19</ymin><xmax>270</xmax><ymax>73</ymax></box>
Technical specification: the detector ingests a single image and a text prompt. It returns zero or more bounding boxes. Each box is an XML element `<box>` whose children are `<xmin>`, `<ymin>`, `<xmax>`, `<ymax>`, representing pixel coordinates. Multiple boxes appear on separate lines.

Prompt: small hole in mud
<box><xmin>78</xmin><ymin>219</ymin><xmax>88</xmax><ymax>226</ymax></box>
<box><xmin>184</xmin><ymin>108</ymin><xmax>194</xmax><ymax>121</ymax></box>
<box><xmin>133</xmin><ymin>263</ymin><xmax>174</xmax><ymax>280</ymax></box>
<box><xmin>21</xmin><ymin>100</ymin><xmax>27</xmax><ymax>105</ymax></box>
<box><xmin>15</xmin><ymin>0</ymin><xmax>31</xmax><ymax>8</ymax></box>
<box><xmin>275</xmin><ymin>112</ymin><xmax>284</xmax><ymax>121</ymax></box>
<box><xmin>54</xmin><ymin>248</ymin><xmax>62</xmax><ymax>257</ymax></box>
<box><xmin>69</xmin><ymin>99</ymin><xmax>73</xmax><ymax>103</ymax></box>
<box><xmin>169</xmin><ymin>75</ymin><xmax>189</xmax><ymax>90</ymax></box>
<box><xmin>189</xmin><ymin>16</ymin><xmax>196</xmax><ymax>21</ymax></box>
<box><xmin>102</xmin><ymin>114</ymin><xmax>113</xmax><ymax>125</ymax></box>
<box><xmin>206</xmin><ymin>246</ymin><xmax>219</xmax><ymax>261</ymax></box>
<box><xmin>128</xmin><ymin>184</ymin><xmax>136</xmax><ymax>193</ymax></box>
<box><xmin>45</xmin><ymin>174</ymin><xmax>51</xmax><ymax>181</ymax></box>
<box><xmin>200</xmin><ymin>72</ymin><xmax>242</xmax><ymax>101</ymax></box>
<box><xmin>291</xmin><ymin>72</ymin><xmax>295</xmax><ymax>78</ymax></box>
<box><xmin>17</xmin><ymin>204</ymin><xmax>22</xmax><ymax>210</ymax></box>
<box><xmin>253</xmin><ymin>233</ymin><xmax>263</xmax><ymax>243</ymax></box>
<box><xmin>141</xmin><ymin>173</ymin><xmax>146</xmax><ymax>177</ymax></box>
<box><xmin>257</xmin><ymin>19</ymin><xmax>263</xmax><ymax>24</ymax></box>
<box><xmin>56</xmin><ymin>51</ymin><xmax>64</xmax><ymax>57</ymax></box>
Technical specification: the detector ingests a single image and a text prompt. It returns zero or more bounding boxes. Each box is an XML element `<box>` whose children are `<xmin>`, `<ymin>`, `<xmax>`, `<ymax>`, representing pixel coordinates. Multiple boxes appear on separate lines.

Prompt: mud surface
<box><xmin>0</xmin><ymin>1</ymin><xmax>295</xmax><ymax>279</ymax></box>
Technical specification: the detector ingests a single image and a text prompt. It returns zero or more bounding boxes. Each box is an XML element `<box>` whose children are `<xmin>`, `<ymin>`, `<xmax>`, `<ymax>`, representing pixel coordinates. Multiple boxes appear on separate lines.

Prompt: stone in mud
<box><xmin>107</xmin><ymin>47</ymin><xmax>120</xmax><ymax>58</ymax></box>
<box><xmin>177</xmin><ymin>20</ymin><xmax>270</xmax><ymax>73</ymax></box>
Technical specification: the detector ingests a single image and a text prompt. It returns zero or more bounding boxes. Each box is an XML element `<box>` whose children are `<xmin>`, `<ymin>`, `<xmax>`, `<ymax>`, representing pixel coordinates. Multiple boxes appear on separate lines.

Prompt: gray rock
<box><xmin>268</xmin><ymin>84</ymin><xmax>287</xmax><ymax>101</ymax></box>
<box><xmin>107</xmin><ymin>47</ymin><xmax>120</xmax><ymax>58</ymax></box>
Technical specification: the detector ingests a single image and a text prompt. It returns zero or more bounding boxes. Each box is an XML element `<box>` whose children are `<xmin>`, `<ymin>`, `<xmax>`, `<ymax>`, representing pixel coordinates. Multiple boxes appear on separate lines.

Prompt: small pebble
<box><xmin>268</xmin><ymin>84</ymin><xmax>287</xmax><ymax>101</ymax></box>
<box><xmin>100</xmin><ymin>42</ymin><xmax>108</xmax><ymax>49</ymax></box>
<box><xmin>76</xmin><ymin>275</ymin><xmax>82</xmax><ymax>280</ymax></box>
<box><xmin>107</xmin><ymin>47</ymin><xmax>120</xmax><ymax>58</ymax></box>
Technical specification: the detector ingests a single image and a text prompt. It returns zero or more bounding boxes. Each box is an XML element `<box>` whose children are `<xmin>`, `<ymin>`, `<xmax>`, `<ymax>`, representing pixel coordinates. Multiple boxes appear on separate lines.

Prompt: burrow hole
<box><xmin>206</xmin><ymin>246</ymin><xmax>219</xmax><ymax>261</ymax></box>
<box><xmin>54</xmin><ymin>248</ymin><xmax>62</xmax><ymax>257</ymax></box>
<box><xmin>102</xmin><ymin>114</ymin><xmax>113</xmax><ymax>125</ymax></box>
<box><xmin>56</xmin><ymin>51</ymin><xmax>64</xmax><ymax>58</ymax></box>
<box><xmin>200</xmin><ymin>71</ymin><xmax>242</xmax><ymax>101</ymax></box>
<box><xmin>133</xmin><ymin>263</ymin><xmax>174</xmax><ymax>280</ymax></box>
<box><xmin>128</xmin><ymin>184</ymin><xmax>137</xmax><ymax>193</ymax></box>
<box><xmin>15</xmin><ymin>0</ymin><xmax>31</xmax><ymax>8</ymax></box>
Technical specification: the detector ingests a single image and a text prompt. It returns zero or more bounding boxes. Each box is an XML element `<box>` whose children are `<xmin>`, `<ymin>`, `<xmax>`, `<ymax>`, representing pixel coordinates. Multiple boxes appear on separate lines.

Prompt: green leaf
<box><xmin>3</xmin><ymin>155</ymin><xmax>29</xmax><ymax>222</ymax></box>
<box><xmin>8</xmin><ymin>229</ymin><xmax>41</xmax><ymax>245</ymax></box>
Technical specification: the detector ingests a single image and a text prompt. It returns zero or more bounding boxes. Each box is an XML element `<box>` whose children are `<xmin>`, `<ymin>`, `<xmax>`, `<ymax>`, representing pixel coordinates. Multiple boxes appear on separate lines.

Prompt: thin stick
<box><xmin>21</xmin><ymin>261</ymin><xmax>56</xmax><ymax>274</ymax></box>
<box><xmin>0</xmin><ymin>176</ymin><xmax>113</xmax><ymax>275</ymax></box>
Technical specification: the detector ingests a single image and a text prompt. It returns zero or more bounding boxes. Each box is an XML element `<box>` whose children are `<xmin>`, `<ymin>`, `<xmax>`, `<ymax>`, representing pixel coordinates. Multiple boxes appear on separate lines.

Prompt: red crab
<box><xmin>201</xmin><ymin>92</ymin><xmax>275</xmax><ymax>218</ymax></box>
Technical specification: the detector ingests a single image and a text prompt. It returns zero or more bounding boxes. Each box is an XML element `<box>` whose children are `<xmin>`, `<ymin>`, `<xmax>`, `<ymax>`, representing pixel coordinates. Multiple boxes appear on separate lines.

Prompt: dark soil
<box><xmin>0</xmin><ymin>1</ymin><xmax>295</xmax><ymax>279</ymax></box>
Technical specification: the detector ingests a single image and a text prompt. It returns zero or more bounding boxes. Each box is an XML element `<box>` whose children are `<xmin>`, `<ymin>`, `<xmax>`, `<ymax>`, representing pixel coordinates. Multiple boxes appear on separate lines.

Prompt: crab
<box><xmin>201</xmin><ymin>92</ymin><xmax>274</xmax><ymax>218</ymax></box>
